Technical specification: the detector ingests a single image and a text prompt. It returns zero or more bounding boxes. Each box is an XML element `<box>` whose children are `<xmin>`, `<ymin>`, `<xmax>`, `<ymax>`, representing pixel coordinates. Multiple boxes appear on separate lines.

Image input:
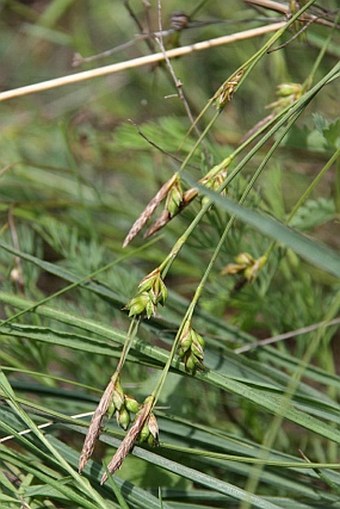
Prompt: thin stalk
<box><xmin>303</xmin><ymin>11</ymin><xmax>340</xmax><ymax>90</ymax></box>
<box><xmin>178</xmin><ymin>0</ymin><xmax>318</xmax><ymax>160</ymax></box>
<box><xmin>186</xmin><ymin>110</ymin><xmax>302</xmax><ymax>322</ymax></box>
<box><xmin>150</xmin><ymin>62</ymin><xmax>339</xmax><ymax>413</ymax></box>
<box><xmin>115</xmin><ymin>318</ymin><xmax>140</xmax><ymax>376</ymax></box>
<box><xmin>0</xmin><ymin>411</ymin><xmax>94</xmax><ymax>444</ymax></box>
<box><xmin>178</xmin><ymin>111</ymin><xmax>219</xmax><ymax>170</ymax></box>
<box><xmin>106</xmin><ymin>476</ymin><xmax>131</xmax><ymax>509</ymax></box>
<box><xmin>151</xmin><ymin>109</ymin><xmax>302</xmax><ymax>407</ymax></box>
<box><xmin>236</xmin><ymin>317</ymin><xmax>340</xmax><ymax>354</ymax></box>
<box><xmin>155</xmin><ymin>0</ymin><xmax>203</xmax><ymax>144</ymax></box>
<box><xmin>154</xmin><ymin>441</ymin><xmax>340</xmax><ymax>468</ymax></box>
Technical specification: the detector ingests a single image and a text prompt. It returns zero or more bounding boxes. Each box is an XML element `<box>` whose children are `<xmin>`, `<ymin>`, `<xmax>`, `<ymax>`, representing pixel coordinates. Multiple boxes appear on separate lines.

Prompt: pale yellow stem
<box><xmin>0</xmin><ymin>23</ymin><xmax>285</xmax><ymax>103</ymax></box>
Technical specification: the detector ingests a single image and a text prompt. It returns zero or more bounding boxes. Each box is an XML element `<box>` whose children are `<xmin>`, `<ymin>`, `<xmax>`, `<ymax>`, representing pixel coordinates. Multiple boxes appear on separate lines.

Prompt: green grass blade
<box><xmin>195</xmin><ymin>181</ymin><xmax>340</xmax><ymax>277</ymax></box>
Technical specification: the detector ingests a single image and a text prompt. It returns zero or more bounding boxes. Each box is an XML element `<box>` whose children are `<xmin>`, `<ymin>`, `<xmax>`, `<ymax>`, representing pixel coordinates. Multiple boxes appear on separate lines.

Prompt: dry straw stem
<box><xmin>245</xmin><ymin>0</ymin><xmax>339</xmax><ymax>29</ymax></box>
<box><xmin>0</xmin><ymin>23</ymin><xmax>285</xmax><ymax>103</ymax></box>
<box><xmin>0</xmin><ymin>411</ymin><xmax>94</xmax><ymax>444</ymax></box>
<box><xmin>236</xmin><ymin>317</ymin><xmax>340</xmax><ymax>353</ymax></box>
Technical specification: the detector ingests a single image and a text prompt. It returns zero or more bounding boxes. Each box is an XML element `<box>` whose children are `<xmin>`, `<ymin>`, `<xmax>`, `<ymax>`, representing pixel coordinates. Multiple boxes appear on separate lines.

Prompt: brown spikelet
<box><xmin>214</xmin><ymin>69</ymin><xmax>244</xmax><ymax>109</ymax></box>
<box><xmin>100</xmin><ymin>397</ymin><xmax>154</xmax><ymax>484</ymax></box>
<box><xmin>144</xmin><ymin>210</ymin><xmax>171</xmax><ymax>239</ymax></box>
<box><xmin>79</xmin><ymin>376</ymin><xmax>116</xmax><ymax>473</ymax></box>
<box><xmin>123</xmin><ymin>174</ymin><xmax>178</xmax><ymax>247</ymax></box>
<box><xmin>183</xmin><ymin>187</ymin><xmax>199</xmax><ymax>203</ymax></box>
<box><xmin>144</xmin><ymin>187</ymin><xmax>198</xmax><ymax>239</ymax></box>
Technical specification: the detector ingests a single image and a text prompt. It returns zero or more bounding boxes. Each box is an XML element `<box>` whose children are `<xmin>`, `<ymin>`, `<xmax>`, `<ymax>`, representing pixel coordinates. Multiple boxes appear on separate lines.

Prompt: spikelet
<box><xmin>101</xmin><ymin>396</ymin><xmax>155</xmax><ymax>484</ymax></box>
<box><xmin>123</xmin><ymin>174</ymin><xmax>178</xmax><ymax>247</ymax></box>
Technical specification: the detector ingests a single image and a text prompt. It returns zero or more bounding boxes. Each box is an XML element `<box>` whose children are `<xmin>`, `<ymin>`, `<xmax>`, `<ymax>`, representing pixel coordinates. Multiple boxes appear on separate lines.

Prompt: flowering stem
<box><xmin>152</xmin><ymin>85</ymin><xmax>318</xmax><ymax>406</ymax></box>
<box><xmin>185</xmin><ymin>109</ymin><xmax>303</xmax><ymax>324</ymax></box>
<box><xmin>158</xmin><ymin>60</ymin><xmax>336</xmax><ymax>280</ymax></box>
<box><xmin>176</xmin><ymin>0</ymin><xmax>318</xmax><ymax>166</ymax></box>
<box><xmin>115</xmin><ymin>317</ymin><xmax>141</xmax><ymax>376</ymax></box>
